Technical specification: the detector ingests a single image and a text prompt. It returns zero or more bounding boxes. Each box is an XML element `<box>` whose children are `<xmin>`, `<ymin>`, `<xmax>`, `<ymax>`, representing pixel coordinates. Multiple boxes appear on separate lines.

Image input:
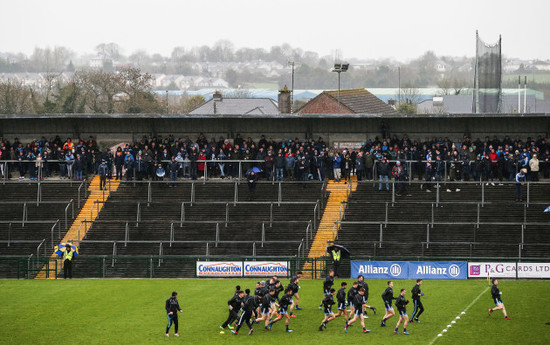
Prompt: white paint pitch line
<box><xmin>427</xmin><ymin>286</ymin><xmax>489</xmax><ymax>345</ymax></box>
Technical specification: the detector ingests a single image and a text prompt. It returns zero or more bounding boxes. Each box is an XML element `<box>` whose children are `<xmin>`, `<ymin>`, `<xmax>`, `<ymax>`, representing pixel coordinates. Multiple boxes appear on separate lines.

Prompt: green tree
<box><xmin>397</xmin><ymin>102</ymin><xmax>416</xmax><ymax>115</ymax></box>
<box><xmin>182</xmin><ymin>95</ymin><xmax>206</xmax><ymax>113</ymax></box>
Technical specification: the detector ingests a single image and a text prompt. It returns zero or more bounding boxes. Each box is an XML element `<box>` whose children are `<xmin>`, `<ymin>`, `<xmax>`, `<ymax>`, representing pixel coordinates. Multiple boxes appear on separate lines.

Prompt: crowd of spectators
<box><xmin>1</xmin><ymin>134</ymin><xmax>549</xmax><ymax>186</ymax></box>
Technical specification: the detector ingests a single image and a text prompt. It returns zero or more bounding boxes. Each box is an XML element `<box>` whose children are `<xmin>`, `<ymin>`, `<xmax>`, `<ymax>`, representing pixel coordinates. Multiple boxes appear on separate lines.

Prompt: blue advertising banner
<box><xmin>350</xmin><ymin>261</ymin><xmax>409</xmax><ymax>279</ymax></box>
<box><xmin>350</xmin><ymin>261</ymin><xmax>467</xmax><ymax>280</ymax></box>
<box><xmin>408</xmin><ymin>262</ymin><xmax>467</xmax><ymax>280</ymax></box>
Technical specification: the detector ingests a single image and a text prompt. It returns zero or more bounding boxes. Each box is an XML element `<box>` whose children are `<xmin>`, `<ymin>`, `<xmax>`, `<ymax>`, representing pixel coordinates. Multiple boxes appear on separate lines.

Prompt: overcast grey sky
<box><xmin>1</xmin><ymin>0</ymin><xmax>549</xmax><ymax>60</ymax></box>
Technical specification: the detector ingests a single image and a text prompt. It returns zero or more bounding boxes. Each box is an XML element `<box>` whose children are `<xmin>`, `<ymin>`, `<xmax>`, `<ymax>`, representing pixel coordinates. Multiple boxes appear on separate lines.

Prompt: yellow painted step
<box><xmin>35</xmin><ymin>176</ymin><xmax>120</xmax><ymax>279</ymax></box>
<box><xmin>302</xmin><ymin>179</ymin><xmax>357</xmax><ymax>278</ymax></box>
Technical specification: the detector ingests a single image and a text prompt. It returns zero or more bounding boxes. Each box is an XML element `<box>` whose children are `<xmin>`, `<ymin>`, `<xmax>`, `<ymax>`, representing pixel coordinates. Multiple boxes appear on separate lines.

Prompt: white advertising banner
<box><xmin>196</xmin><ymin>261</ymin><xmax>242</xmax><ymax>277</ymax></box>
<box><xmin>468</xmin><ymin>262</ymin><xmax>517</xmax><ymax>278</ymax></box>
<box><xmin>517</xmin><ymin>262</ymin><xmax>550</xmax><ymax>278</ymax></box>
<box><xmin>243</xmin><ymin>261</ymin><xmax>289</xmax><ymax>277</ymax></box>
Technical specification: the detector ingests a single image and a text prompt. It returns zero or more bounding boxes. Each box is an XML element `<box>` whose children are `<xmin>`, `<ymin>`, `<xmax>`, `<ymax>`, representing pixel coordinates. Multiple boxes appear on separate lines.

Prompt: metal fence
<box><xmin>3</xmin><ymin>254</ymin><xmax>549</xmax><ymax>280</ymax></box>
<box><xmin>1</xmin><ymin>255</ymin><xmax>327</xmax><ymax>279</ymax></box>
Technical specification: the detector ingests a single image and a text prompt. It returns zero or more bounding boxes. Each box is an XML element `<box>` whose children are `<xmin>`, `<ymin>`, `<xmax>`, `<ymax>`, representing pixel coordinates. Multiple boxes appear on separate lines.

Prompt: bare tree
<box><xmin>437</xmin><ymin>76</ymin><xmax>453</xmax><ymax>95</ymax></box>
<box><xmin>400</xmin><ymin>84</ymin><xmax>422</xmax><ymax>105</ymax></box>
<box><xmin>95</xmin><ymin>43</ymin><xmax>121</xmax><ymax>60</ymax></box>
<box><xmin>118</xmin><ymin>67</ymin><xmax>159</xmax><ymax>113</ymax></box>
<box><xmin>0</xmin><ymin>79</ymin><xmax>34</xmax><ymax>114</ymax></box>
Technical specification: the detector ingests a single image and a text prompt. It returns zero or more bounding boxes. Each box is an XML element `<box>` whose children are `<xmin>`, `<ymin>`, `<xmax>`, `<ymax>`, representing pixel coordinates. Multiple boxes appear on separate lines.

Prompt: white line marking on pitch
<box><xmin>428</xmin><ymin>286</ymin><xmax>489</xmax><ymax>345</ymax></box>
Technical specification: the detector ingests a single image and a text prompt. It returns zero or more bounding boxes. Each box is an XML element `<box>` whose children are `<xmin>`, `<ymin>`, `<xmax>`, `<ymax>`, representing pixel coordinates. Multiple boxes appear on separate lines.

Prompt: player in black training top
<box><xmin>347</xmin><ymin>281</ymin><xmax>359</xmax><ymax>318</ymax></box>
<box><xmin>345</xmin><ymin>288</ymin><xmax>371</xmax><ymax>333</ymax></box>
<box><xmin>319</xmin><ymin>288</ymin><xmax>337</xmax><ymax>331</ymax></box>
<box><xmin>273</xmin><ymin>280</ymin><xmax>284</xmax><ymax>302</ymax></box>
<box><xmin>319</xmin><ymin>269</ymin><xmax>335</xmax><ymax>308</ymax></box>
<box><xmin>394</xmin><ymin>289</ymin><xmax>410</xmax><ymax>335</ymax></box>
<box><xmin>165</xmin><ymin>291</ymin><xmax>183</xmax><ymax>337</ymax></box>
<box><xmin>232</xmin><ymin>294</ymin><xmax>262</xmax><ymax>335</ymax></box>
<box><xmin>357</xmin><ymin>275</ymin><xmax>377</xmax><ymax>316</ymax></box>
<box><xmin>410</xmin><ymin>279</ymin><xmax>425</xmax><ymax>323</ymax></box>
<box><xmin>488</xmin><ymin>279</ymin><xmax>510</xmax><ymax>320</ymax></box>
<box><xmin>290</xmin><ymin>272</ymin><xmax>303</xmax><ymax>312</ymax></box>
<box><xmin>381</xmin><ymin>281</ymin><xmax>396</xmax><ymax>327</ymax></box>
<box><xmin>220</xmin><ymin>290</ymin><xmax>244</xmax><ymax>331</ymax></box>
<box><xmin>288</xmin><ymin>275</ymin><xmax>301</xmax><ymax>317</ymax></box>
<box><xmin>268</xmin><ymin>288</ymin><xmax>294</xmax><ymax>332</ymax></box>
<box><xmin>254</xmin><ymin>289</ymin><xmax>276</xmax><ymax>330</ymax></box>
<box><xmin>334</xmin><ymin>282</ymin><xmax>348</xmax><ymax>321</ymax></box>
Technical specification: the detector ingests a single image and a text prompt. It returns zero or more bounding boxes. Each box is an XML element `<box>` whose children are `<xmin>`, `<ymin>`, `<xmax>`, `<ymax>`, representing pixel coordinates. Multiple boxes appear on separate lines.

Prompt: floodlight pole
<box><xmin>337</xmin><ymin>71</ymin><xmax>341</xmax><ymax>113</ymax></box>
<box><xmin>288</xmin><ymin>61</ymin><xmax>295</xmax><ymax>113</ymax></box>
<box><xmin>332</xmin><ymin>63</ymin><xmax>349</xmax><ymax>114</ymax></box>
<box><xmin>165</xmin><ymin>90</ymin><xmax>169</xmax><ymax>114</ymax></box>
<box><xmin>523</xmin><ymin>76</ymin><xmax>527</xmax><ymax>114</ymax></box>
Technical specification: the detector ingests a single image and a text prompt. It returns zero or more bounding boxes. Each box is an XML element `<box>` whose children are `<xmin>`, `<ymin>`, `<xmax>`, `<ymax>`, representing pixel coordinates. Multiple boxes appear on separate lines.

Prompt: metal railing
<box><xmin>339</xmin><ymin>200</ymin><xmax>549</xmax><ymax>231</ymax></box>
<box><xmin>0</xmin><ymin>180</ymin><xmax>85</xmax><ymax>208</ymax></box>
<box><xmin>352</xmin><ymin>180</ymin><xmax>550</xmax><ymax>207</ymax></box>
<box><xmin>75</xmin><ymin>220</ymin><xmax>312</xmax><ymax>251</ymax></box>
<box><xmin>105</xmin><ymin>179</ymin><xmax>325</xmax><ymax>204</ymax></box>
<box><xmin>64</xmin><ymin>239</ymin><xmax>304</xmax><ymax>259</ymax></box>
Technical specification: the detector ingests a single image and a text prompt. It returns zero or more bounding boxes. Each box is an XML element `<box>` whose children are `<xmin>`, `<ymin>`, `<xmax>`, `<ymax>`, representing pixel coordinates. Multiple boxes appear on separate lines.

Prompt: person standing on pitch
<box><xmin>220</xmin><ymin>290</ymin><xmax>244</xmax><ymax>331</ymax></box>
<box><xmin>381</xmin><ymin>281</ymin><xmax>396</xmax><ymax>327</ymax></box>
<box><xmin>394</xmin><ymin>289</ymin><xmax>410</xmax><ymax>335</ymax></box>
<box><xmin>165</xmin><ymin>291</ymin><xmax>182</xmax><ymax>337</ymax></box>
<box><xmin>410</xmin><ymin>279</ymin><xmax>424</xmax><ymax>323</ymax></box>
<box><xmin>331</xmin><ymin>247</ymin><xmax>341</xmax><ymax>277</ymax></box>
<box><xmin>489</xmin><ymin>279</ymin><xmax>511</xmax><ymax>320</ymax></box>
<box><xmin>62</xmin><ymin>244</ymin><xmax>74</xmax><ymax>279</ymax></box>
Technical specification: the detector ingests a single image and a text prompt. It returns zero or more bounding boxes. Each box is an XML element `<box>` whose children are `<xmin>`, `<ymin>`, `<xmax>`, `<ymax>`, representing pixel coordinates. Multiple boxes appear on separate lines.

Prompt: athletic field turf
<box><xmin>1</xmin><ymin>279</ymin><xmax>548</xmax><ymax>344</ymax></box>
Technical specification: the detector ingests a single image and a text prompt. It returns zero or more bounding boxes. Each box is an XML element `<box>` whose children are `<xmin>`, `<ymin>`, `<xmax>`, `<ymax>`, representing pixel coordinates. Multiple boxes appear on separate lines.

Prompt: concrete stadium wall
<box><xmin>1</xmin><ymin>114</ymin><xmax>549</xmax><ymax>147</ymax></box>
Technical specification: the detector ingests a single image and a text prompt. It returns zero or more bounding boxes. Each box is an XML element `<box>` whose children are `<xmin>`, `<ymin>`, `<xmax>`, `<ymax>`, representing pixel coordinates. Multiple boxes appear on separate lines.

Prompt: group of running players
<box><xmin>215</xmin><ymin>269</ymin><xmax>426</xmax><ymax>336</ymax></box>
<box><xmin>163</xmin><ymin>269</ymin><xmax>511</xmax><ymax>337</ymax></box>
<box><xmin>219</xmin><ymin>273</ymin><xmax>303</xmax><ymax>335</ymax></box>
<box><xmin>319</xmin><ymin>270</ymin><xmax>424</xmax><ymax>335</ymax></box>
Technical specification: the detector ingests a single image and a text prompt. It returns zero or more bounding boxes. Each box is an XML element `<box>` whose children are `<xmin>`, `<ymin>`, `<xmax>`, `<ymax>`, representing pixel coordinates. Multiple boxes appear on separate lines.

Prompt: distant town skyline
<box><xmin>2</xmin><ymin>0</ymin><xmax>550</xmax><ymax>61</ymax></box>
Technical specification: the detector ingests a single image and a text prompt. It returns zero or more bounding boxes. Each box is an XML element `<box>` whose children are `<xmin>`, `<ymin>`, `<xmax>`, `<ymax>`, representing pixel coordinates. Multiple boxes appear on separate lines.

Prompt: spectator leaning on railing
<box><xmin>0</xmin><ymin>134</ymin><xmax>549</xmax><ymax>184</ymax></box>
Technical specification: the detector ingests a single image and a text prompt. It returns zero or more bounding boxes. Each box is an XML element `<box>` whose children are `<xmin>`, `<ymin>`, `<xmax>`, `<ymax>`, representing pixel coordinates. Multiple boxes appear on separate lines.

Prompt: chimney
<box><xmin>213</xmin><ymin>91</ymin><xmax>222</xmax><ymax>101</ymax></box>
<box><xmin>278</xmin><ymin>85</ymin><xmax>291</xmax><ymax>113</ymax></box>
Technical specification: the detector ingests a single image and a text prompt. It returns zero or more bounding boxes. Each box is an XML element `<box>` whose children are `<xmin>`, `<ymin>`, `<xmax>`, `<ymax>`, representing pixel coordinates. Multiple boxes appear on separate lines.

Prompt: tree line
<box><xmin>0</xmin><ymin>67</ymin><xmax>162</xmax><ymax>114</ymax></box>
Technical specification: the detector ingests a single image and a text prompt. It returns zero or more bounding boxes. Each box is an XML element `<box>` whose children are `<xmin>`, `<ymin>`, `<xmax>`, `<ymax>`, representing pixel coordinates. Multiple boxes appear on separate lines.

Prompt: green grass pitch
<box><xmin>1</xmin><ymin>279</ymin><xmax>549</xmax><ymax>344</ymax></box>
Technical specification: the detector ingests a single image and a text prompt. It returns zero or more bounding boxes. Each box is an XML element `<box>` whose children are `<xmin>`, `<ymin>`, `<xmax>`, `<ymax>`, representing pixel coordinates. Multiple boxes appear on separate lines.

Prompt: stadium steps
<box><xmin>68</xmin><ymin>182</ymin><xmax>325</xmax><ymax>278</ymax></box>
<box><xmin>334</xmin><ymin>181</ymin><xmax>550</xmax><ymax>258</ymax></box>
<box><xmin>302</xmin><ymin>178</ymin><xmax>357</xmax><ymax>278</ymax></box>
<box><xmin>34</xmin><ymin>176</ymin><xmax>120</xmax><ymax>279</ymax></box>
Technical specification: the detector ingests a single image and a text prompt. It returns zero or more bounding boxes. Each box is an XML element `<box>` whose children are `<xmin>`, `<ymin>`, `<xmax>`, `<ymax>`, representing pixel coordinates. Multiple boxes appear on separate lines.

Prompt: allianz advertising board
<box><xmin>351</xmin><ymin>261</ymin><xmax>466</xmax><ymax>280</ymax></box>
<box><xmin>350</xmin><ymin>261</ymin><xmax>409</xmax><ymax>280</ymax></box>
